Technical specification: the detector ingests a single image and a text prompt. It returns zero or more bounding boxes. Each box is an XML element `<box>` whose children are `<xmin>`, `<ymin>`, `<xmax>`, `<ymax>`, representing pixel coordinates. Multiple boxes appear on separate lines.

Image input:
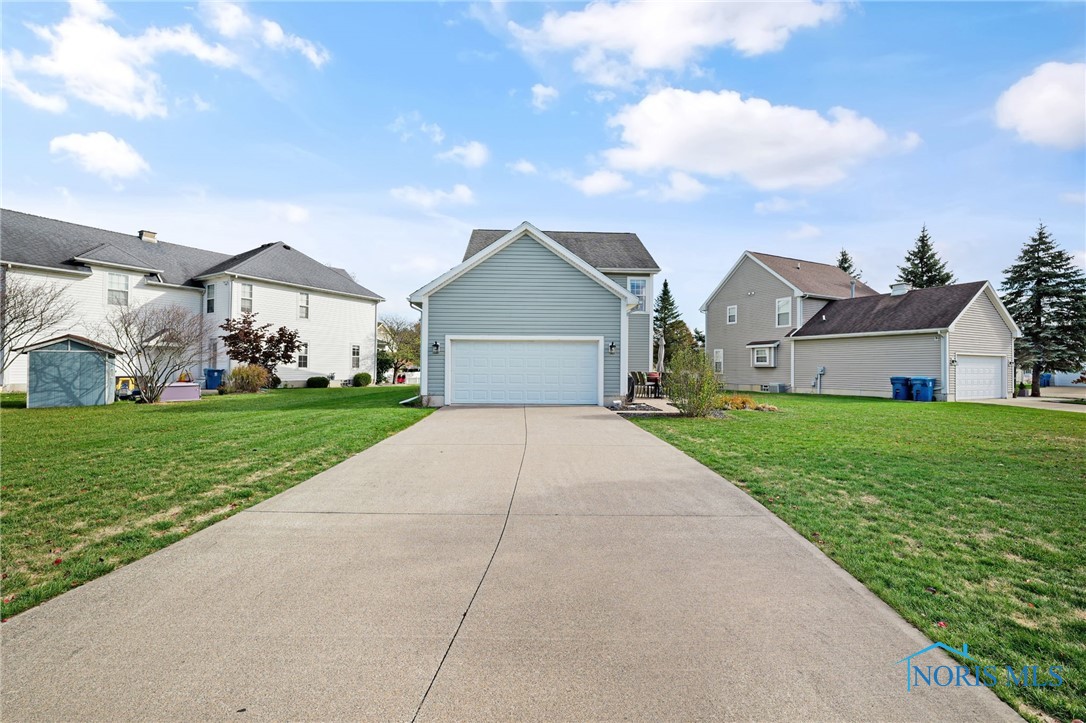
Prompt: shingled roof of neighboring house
<box><xmin>791</xmin><ymin>281</ymin><xmax>989</xmax><ymax>337</ymax></box>
<box><xmin>464</xmin><ymin>229</ymin><xmax>659</xmax><ymax>271</ymax></box>
<box><xmin>0</xmin><ymin>209</ymin><xmax>382</xmax><ymax>300</ymax></box>
<box><xmin>749</xmin><ymin>252</ymin><xmax>878</xmax><ymax>299</ymax></box>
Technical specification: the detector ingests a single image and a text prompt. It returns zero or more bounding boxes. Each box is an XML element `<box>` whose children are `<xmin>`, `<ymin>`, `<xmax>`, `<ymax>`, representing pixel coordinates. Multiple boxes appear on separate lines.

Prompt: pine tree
<box><xmin>1001</xmin><ymin>223</ymin><xmax>1086</xmax><ymax>397</ymax></box>
<box><xmin>835</xmin><ymin>248</ymin><xmax>861</xmax><ymax>279</ymax></box>
<box><xmin>652</xmin><ymin>279</ymin><xmax>689</xmax><ymax>366</ymax></box>
<box><xmin>897</xmin><ymin>225</ymin><xmax>955</xmax><ymax>288</ymax></box>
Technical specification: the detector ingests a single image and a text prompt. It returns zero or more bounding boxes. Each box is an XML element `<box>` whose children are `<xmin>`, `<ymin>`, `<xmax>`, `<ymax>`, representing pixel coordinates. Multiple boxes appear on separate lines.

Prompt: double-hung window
<box><xmin>726</xmin><ymin>305</ymin><xmax>737</xmax><ymax>324</ymax></box>
<box><xmin>775</xmin><ymin>297</ymin><xmax>791</xmax><ymax>327</ymax></box>
<box><xmin>749</xmin><ymin>344</ymin><xmax>777</xmax><ymax>368</ymax></box>
<box><xmin>205</xmin><ymin>284</ymin><xmax>215</xmax><ymax>314</ymax></box>
<box><xmin>713</xmin><ymin>349</ymin><xmax>724</xmax><ymax>374</ymax></box>
<box><xmin>240</xmin><ymin>283</ymin><xmax>253</xmax><ymax>313</ymax></box>
<box><xmin>628</xmin><ymin>278</ymin><xmax>647</xmax><ymax>312</ymax></box>
<box><xmin>107</xmin><ymin>273</ymin><xmax>129</xmax><ymax>306</ymax></box>
<box><xmin>351</xmin><ymin>345</ymin><xmax>361</xmax><ymax>369</ymax></box>
<box><xmin>297</xmin><ymin>342</ymin><xmax>309</xmax><ymax>369</ymax></box>
<box><xmin>298</xmin><ymin>292</ymin><xmax>309</xmax><ymax>319</ymax></box>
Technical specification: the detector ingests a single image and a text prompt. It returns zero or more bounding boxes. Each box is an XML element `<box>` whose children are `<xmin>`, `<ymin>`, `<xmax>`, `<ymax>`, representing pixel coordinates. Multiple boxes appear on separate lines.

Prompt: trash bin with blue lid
<box><xmin>910</xmin><ymin>376</ymin><xmax>936</xmax><ymax>402</ymax></box>
<box><xmin>1040</xmin><ymin>373</ymin><xmax>1052</xmax><ymax>387</ymax></box>
<box><xmin>890</xmin><ymin>376</ymin><xmax>911</xmax><ymax>400</ymax></box>
<box><xmin>204</xmin><ymin>368</ymin><xmax>225</xmax><ymax>390</ymax></box>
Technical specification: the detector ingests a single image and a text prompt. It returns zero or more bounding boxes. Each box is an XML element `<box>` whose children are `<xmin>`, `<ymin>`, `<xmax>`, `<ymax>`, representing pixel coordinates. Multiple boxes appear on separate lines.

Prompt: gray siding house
<box><xmin>409</xmin><ymin>222</ymin><xmax>659</xmax><ymax>406</ymax></box>
<box><xmin>703</xmin><ymin>251</ymin><xmax>1020</xmax><ymax>401</ymax></box>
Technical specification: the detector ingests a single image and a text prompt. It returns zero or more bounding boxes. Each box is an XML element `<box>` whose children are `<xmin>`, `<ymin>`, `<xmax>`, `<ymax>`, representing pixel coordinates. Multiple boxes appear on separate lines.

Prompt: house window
<box><xmin>750</xmin><ymin>346</ymin><xmax>777</xmax><ymax>368</ymax></box>
<box><xmin>713</xmin><ymin>349</ymin><xmax>724</xmax><ymax>374</ymax></box>
<box><xmin>107</xmin><ymin>273</ymin><xmax>129</xmax><ymax>306</ymax></box>
<box><xmin>775</xmin><ymin>297</ymin><xmax>791</xmax><ymax>327</ymax></box>
<box><xmin>297</xmin><ymin>342</ymin><xmax>308</xmax><ymax>368</ymax></box>
<box><xmin>351</xmin><ymin>344</ymin><xmax>360</xmax><ymax>369</ymax></box>
<box><xmin>208</xmin><ymin>338</ymin><xmax>218</xmax><ymax>367</ymax></box>
<box><xmin>206</xmin><ymin>284</ymin><xmax>215</xmax><ymax>314</ymax></box>
<box><xmin>628</xmin><ymin>278</ymin><xmax>647</xmax><ymax>312</ymax></box>
<box><xmin>726</xmin><ymin>305</ymin><xmax>737</xmax><ymax>324</ymax></box>
<box><xmin>299</xmin><ymin>292</ymin><xmax>309</xmax><ymax>319</ymax></box>
<box><xmin>240</xmin><ymin>283</ymin><xmax>253</xmax><ymax>313</ymax></box>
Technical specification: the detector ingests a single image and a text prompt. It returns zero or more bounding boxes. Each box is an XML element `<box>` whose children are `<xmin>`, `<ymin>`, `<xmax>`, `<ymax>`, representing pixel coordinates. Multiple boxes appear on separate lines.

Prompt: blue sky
<box><xmin>2</xmin><ymin>1</ymin><xmax>1084</xmax><ymax>323</ymax></box>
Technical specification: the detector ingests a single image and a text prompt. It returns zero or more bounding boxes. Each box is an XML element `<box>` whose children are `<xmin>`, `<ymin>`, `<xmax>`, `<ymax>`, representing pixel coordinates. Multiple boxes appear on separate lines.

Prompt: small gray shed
<box><xmin>19</xmin><ymin>334</ymin><xmax>124</xmax><ymax>408</ymax></box>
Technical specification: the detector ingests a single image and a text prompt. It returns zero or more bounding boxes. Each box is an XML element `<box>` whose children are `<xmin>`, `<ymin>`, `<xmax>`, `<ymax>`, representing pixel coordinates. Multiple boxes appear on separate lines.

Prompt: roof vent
<box><xmin>795</xmin><ymin>262</ymin><xmax>801</xmax><ymax>269</ymax></box>
<box><xmin>850</xmin><ymin>279</ymin><xmax>856</xmax><ymax>299</ymax></box>
<box><xmin>821</xmin><ymin>314</ymin><xmax>826</xmax><ymax>321</ymax></box>
<box><xmin>890</xmin><ymin>282</ymin><xmax>911</xmax><ymax>296</ymax></box>
<box><xmin>283</xmin><ymin>245</ymin><xmax>291</xmax><ymax>250</ymax></box>
<box><xmin>139</xmin><ymin>230</ymin><xmax>157</xmax><ymax>242</ymax></box>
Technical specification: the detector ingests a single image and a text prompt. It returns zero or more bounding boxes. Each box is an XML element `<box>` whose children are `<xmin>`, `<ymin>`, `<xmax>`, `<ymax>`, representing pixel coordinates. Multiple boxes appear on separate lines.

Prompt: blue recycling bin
<box><xmin>910</xmin><ymin>376</ymin><xmax>936</xmax><ymax>402</ymax></box>
<box><xmin>1040</xmin><ymin>373</ymin><xmax>1052</xmax><ymax>387</ymax></box>
<box><xmin>204</xmin><ymin>368</ymin><xmax>225</xmax><ymax>390</ymax></box>
<box><xmin>890</xmin><ymin>376</ymin><xmax>911</xmax><ymax>400</ymax></box>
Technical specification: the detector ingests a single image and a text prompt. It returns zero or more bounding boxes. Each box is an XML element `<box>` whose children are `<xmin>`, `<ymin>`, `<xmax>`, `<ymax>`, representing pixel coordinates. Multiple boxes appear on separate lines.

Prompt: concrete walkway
<box><xmin>2</xmin><ymin>407</ymin><xmax>1018</xmax><ymax>721</ymax></box>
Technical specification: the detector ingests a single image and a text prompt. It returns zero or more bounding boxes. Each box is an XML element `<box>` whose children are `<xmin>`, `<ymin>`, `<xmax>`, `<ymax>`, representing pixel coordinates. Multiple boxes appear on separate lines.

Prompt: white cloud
<box><xmin>420</xmin><ymin>122</ymin><xmax>445</xmax><ymax>144</ymax></box>
<box><xmin>603</xmin><ymin>87</ymin><xmax>915</xmax><ymax>190</ymax></box>
<box><xmin>657</xmin><ymin>171</ymin><xmax>707</xmax><ymax>202</ymax></box>
<box><xmin>436</xmin><ymin>140</ymin><xmax>490</xmax><ymax>168</ymax></box>
<box><xmin>389</xmin><ymin>111</ymin><xmax>444</xmax><ymax>143</ymax></box>
<box><xmin>509</xmin><ymin>2</ymin><xmax>842</xmax><ymax>87</ymax></box>
<box><xmin>531</xmin><ymin>83</ymin><xmax>559</xmax><ymax>110</ymax></box>
<box><xmin>785</xmin><ymin>223</ymin><xmax>822</xmax><ymax>240</ymax></box>
<box><xmin>1</xmin><ymin>51</ymin><xmax>68</xmax><ymax>112</ymax></box>
<box><xmin>199</xmin><ymin>1</ymin><xmax>330</xmax><ymax>68</ymax></box>
<box><xmin>509</xmin><ymin>159</ymin><xmax>538</xmax><ymax>175</ymax></box>
<box><xmin>259</xmin><ymin>19</ymin><xmax>330</xmax><ymax>68</ymax></box>
<box><xmin>995</xmin><ymin>62</ymin><xmax>1086</xmax><ymax>149</ymax></box>
<box><xmin>589</xmin><ymin>90</ymin><xmax>616</xmax><ymax>103</ymax></box>
<box><xmin>754</xmin><ymin>196</ymin><xmax>809</xmax><ymax>214</ymax></box>
<box><xmin>201</xmin><ymin>1</ymin><xmax>252</xmax><ymax>38</ymax></box>
<box><xmin>390</xmin><ymin>183</ymin><xmax>475</xmax><ymax>210</ymax></box>
<box><xmin>273</xmin><ymin>203</ymin><xmax>309</xmax><ymax>223</ymax></box>
<box><xmin>49</xmin><ymin>131</ymin><xmax>149</xmax><ymax>182</ymax></box>
<box><xmin>566</xmin><ymin>169</ymin><xmax>631</xmax><ymax>196</ymax></box>
<box><xmin>1060</xmin><ymin>191</ymin><xmax>1086</xmax><ymax>205</ymax></box>
<box><xmin>191</xmin><ymin>93</ymin><xmax>212</xmax><ymax>111</ymax></box>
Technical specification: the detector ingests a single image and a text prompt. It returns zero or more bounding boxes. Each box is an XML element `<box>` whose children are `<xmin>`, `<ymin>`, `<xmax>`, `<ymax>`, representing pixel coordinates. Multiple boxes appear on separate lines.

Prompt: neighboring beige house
<box><xmin>702</xmin><ymin>251</ymin><xmax>1021</xmax><ymax>401</ymax></box>
<box><xmin>1</xmin><ymin>210</ymin><xmax>383</xmax><ymax>390</ymax></box>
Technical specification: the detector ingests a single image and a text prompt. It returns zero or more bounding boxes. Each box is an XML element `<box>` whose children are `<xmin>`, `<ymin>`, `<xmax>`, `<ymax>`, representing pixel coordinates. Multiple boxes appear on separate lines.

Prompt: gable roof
<box><xmin>14</xmin><ymin>333</ymin><xmax>126</xmax><ymax>356</ymax></box>
<box><xmin>0</xmin><ymin>209</ymin><xmax>382</xmax><ymax>300</ymax></box>
<box><xmin>700</xmin><ymin>250</ymin><xmax>877</xmax><ymax>311</ymax></box>
<box><xmin>410</xmin><ymin>222</ymin><xmax>638</xmax><ymax>305</ymax></box>
<box><xmin>465</xmin><ymin>228</ymin><xmax>659</xmax><ymax>272</ymax></box>
<box><xmin>791</xmin><ymin>281</ymin><xmax>1008</xmax><ymax>337</ymax></box>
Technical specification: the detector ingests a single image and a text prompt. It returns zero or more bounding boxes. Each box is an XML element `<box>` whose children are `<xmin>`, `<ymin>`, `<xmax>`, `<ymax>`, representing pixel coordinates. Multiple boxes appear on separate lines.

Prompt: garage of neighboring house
<box><xmin>18</xmin><ymin>334</ymin><xmax>124</xmax><ymax>409</ymax></box>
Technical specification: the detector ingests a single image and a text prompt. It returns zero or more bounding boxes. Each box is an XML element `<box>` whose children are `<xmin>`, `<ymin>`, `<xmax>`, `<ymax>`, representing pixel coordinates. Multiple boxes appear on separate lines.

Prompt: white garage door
<box><xmin>957</xmin><ymin>355</ymin><xmax>1005</xmax><ymax>400</ymax></box>
<box><xmin>449</xmin><ymin>339</ymin><xmax>599</xmax><ymax>405</ymax></box>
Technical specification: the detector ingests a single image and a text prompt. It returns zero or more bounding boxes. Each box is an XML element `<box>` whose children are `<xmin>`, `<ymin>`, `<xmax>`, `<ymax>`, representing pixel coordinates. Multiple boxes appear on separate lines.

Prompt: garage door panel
<box><xmin>957</xmin><ymin>355</ymin><xmax>1004</xmax><ymax>400</ymax></box>
<box><xmin>449</xmin><ymin>340</ymin><xmax>598</xmax><ymax>405</ymax></box>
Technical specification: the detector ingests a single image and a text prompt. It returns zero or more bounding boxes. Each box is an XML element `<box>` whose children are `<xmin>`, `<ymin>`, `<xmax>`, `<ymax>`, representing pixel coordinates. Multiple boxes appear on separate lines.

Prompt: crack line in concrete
<box><xmin>410</xmin><ymin>406</ymin><xmax>528</xmax><ymax>722</ymax></box>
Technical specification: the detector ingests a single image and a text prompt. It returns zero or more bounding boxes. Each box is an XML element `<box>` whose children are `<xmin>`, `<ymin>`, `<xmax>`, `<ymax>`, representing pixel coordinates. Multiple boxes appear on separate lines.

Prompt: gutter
<box><xmin>197</xmin><ymin>271</ymin><xmax>385</xmax><ymax>302</ymax></box>
<box><xmin>2</xmin><ymin>261</ymin><xmax>91</xmax><ymax>277</ymax></box>
<box><xmin>791</xmin><ymin>327</ymin><xmax>947</xmax><ymax>342</ymax></box>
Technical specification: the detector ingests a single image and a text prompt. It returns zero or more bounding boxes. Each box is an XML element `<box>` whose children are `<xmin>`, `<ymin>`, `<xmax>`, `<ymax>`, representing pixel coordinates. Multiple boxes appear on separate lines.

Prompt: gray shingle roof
<box><xmin>465</xmin><ymin>229</ymin><xmax>659</xmax><ymax>271</ymax></box>
<box><xmin>0</xmin><ymin>209</ymin><xmax>381</xmax><ymax>299</ymax></box>
<box><xmin>791</xmin><ymin>281</ymin><xmax>988</xmax><ymax>337</ymax></box>
<box><xmin>750</xmin><ymin>252</ymin><xmax>878</xmax><ymax>299</ymax></box>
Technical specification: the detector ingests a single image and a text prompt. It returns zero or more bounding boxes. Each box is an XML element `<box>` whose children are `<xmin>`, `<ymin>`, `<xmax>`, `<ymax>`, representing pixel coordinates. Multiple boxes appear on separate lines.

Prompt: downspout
<box><xmin>939</xmin><ymin>330</ymin><xmax>949</xmax><ymax>402</ymax></box>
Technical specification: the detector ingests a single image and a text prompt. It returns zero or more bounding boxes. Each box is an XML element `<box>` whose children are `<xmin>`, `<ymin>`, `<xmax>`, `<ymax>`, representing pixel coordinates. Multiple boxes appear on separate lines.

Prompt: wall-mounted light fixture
<box><xmin>949</xmin><ymin>356</ymin><xmax>958</xmax><ymax>367</ymax></box>
<box><xmin>608</xmin><ymin>341</ymin><xmax>617</xmax><ymax>355</ymax></box>
<box><xmin>431</xmin><ymin>341</ymin><xmax>441</xmax><ymax>355</ymax></box>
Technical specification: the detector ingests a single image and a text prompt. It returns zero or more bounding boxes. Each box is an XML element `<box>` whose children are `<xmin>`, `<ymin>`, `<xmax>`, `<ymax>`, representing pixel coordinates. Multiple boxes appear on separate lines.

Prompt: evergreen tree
<box><xmin>897</xmin><ymin>225</ymin><xmax>955</xmax><ymax>288</ymax></box>
<box><xmin>1001</xmin><ymin>223</ymin><xmax>1086</xmax><ymax>397</ymax></box>
<box><xmin>652</xmin><ymin>279</ymin><xmax>690</xmax><ymax>366</ymax></box>
<box><xmin>835</xmin><ymin>248</ymin><xmax>861</xmax><ymax>279</ymax></box>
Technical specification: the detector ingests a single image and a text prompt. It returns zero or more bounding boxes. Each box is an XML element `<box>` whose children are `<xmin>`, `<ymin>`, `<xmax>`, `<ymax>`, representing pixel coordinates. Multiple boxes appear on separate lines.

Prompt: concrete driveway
<box><xmin>2</xmin><ymin>407</ymin><xmax>1017</xmax><ymax>721</ymax></box>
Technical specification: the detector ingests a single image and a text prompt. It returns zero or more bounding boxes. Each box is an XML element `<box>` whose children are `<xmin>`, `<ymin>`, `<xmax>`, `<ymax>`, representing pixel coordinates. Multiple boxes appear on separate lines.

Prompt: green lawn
<box><xmin>0</xmin><ymin>386</ymin><xmax>430</xmax><ymax>619</ymax></box>
<box><xmin>634</xmin><ymin>395</ymin><xmax>1085</xmax><ymax>723</ymax></box>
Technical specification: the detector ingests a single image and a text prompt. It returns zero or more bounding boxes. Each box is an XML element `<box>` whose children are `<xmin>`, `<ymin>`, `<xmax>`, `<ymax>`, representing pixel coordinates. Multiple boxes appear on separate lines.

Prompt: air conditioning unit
<box><xmin>761</xmin><ymin>383</ymin><xmax>789</xmax><ymax>393</ymax></box>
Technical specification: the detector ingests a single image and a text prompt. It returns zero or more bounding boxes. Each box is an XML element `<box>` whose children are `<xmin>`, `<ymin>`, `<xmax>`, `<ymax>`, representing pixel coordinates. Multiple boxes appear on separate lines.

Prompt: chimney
<box><xmin>139</xmin><ymin>230</ymin><xmax>157</xmax><ymax>243</ymax></box>
<box><xmin>890</xmin><ymin>282</ymin><xmax>911</xmax><ymax>296</ymax></box>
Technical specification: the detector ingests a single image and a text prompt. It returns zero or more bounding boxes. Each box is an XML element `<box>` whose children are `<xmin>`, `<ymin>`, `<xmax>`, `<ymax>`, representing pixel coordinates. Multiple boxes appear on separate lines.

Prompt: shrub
<box><xmin>353</xmin><ymin>372</ymin><xmax>372</xmax><ymax>387</ymax></box>
<box><xmin>306</xmin><ymin>376</ymin><xmax>330</xmax><ymax>388</ymax></box>
<box><xmin>229</xmin><ymin>364</ymin><xmax>270</xmax><ymax>394</ymax></box>
<box><xmin>268</xmin><ymin>374</ymin><xmax>281</xmax><ymax>389</ymax></box>
<box><xmin>664</xmin><ymin>347</ymin><xmax>719</xmax><ymax>417</ymax></box>
<box><xmin>217</xmin><ymin>384</ymin><xmax>231</xmax><ymax>395</ymax></box>
<box><xmin>719</xmin><ymin>393</ymin><xmax>757</xmax><ymax>410</ymax></box>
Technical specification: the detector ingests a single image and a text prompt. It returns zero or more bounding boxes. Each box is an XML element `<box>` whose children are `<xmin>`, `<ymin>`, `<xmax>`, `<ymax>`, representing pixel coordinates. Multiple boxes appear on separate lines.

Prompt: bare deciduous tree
<box><xmin>379</xmin><ymin>314</ymin><xmax>420</xmax><ymax>383</ymax></box>
<box><xmin>1</xmin><ymin>271</ymin><xmax>77</xmax><ymax>373</ymax></box>
<box><xmin>98</xmin><ymin>303</ymin><xmax>206</xmax><ymax>403</ymax></box>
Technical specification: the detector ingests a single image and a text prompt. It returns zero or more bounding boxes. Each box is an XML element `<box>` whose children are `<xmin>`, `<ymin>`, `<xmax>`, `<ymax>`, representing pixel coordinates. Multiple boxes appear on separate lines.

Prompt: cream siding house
<box><xmin>1</xmin><ymin>210</ymin><xmax>382</xmax><ymax>390</ymax></box>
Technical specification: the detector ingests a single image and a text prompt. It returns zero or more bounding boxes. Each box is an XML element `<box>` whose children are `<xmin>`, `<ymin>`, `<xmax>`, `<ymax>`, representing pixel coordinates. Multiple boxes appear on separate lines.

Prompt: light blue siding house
<box><xmin>409</xmin><ymin>222</ymin><xmax>660</xmax><ymax>406</ymax></box>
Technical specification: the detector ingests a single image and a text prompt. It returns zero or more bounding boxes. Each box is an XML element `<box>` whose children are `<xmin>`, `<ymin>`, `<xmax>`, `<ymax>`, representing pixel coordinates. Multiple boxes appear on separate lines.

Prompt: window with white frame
<box><xmin>713</xmin><ymin>349</ymin><xmax>724</xmax><ymax>374</ymax></box>
<box><xmin>297</xmin><ymin>342</ymin><xmax>308</xmax><ymax>368</ymax></box>
<box><xmin>351</xmin><ymin>344</ymin><xmax>360</xmax><ymax>369</ymax></box>
<box><xmin>208</xmin><ymin>338</ymin><xmax>218</xmax><ymax>367</ymax></box>
<box><xmin>750</xmin><ymin>345</ymin><xmax>777</xmax><ymax>368</ymax></box>
<box><xmin>299</xmin><ymin>292</ymin><xmax>309</xmax><ymax>319</ymax></box>
<box><xmin>726</xmin><ymin>305</ymin><xmax>737</xmax><ymax>324</ymax></box>
<box><xmin>107</xmin><ymin>273</ymin><xmax>129</xmax><ymax>306</ymax></box>
<box><xmin>628</xmin><ymin>278</ymin><xmax>647</xmax><ymax>312</ymax></box>
<box><xmin>240</xmin><ymin>283</ymin><xmax>253</xmax><ymax>313</ymax></box>
<box><xmin>775</xmin><ymin>297</ymin><xmax>791</xmax><ymax>327</ymax></box>
<box><xmin>205</xmin><ymin>284</ymin><xmax>215</xmax><ymax>314</ymax></box>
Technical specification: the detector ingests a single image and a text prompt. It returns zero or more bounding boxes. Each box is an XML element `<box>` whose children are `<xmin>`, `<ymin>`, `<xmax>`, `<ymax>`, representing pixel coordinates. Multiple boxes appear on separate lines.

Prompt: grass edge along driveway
<box><xmin>1</xmin><ymin>386</ymin><xmax>431</xmax><ymax>619</ymax></box>
<box><xmin>634</xmin><ymin>395</ymin><xmax>1084</xmax><ymax>723</ymax></box>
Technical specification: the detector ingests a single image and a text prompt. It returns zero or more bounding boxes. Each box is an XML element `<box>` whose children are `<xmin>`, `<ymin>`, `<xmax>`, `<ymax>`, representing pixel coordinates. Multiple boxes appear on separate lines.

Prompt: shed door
<box><xmin>957</xmin><ymin>355</ymin><xmax>1005</xmax><ymax>400</ymax></box>
<box><xmin>29</xmin><ymin>351</ymin><xmax>106</xmax><ymax>407</ymax></box>
<box><xmin>449</xmin><ymin>339</ymin><xmax>599</xmax><ymax>405</ymax></box>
